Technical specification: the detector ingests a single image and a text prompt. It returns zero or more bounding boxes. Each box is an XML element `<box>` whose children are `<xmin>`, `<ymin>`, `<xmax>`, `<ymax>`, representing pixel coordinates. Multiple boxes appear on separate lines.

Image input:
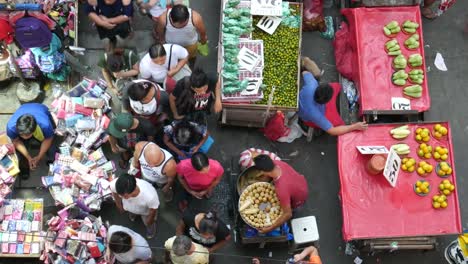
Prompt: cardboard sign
<box><xmin>238</xmin><ymin>47</ymin><xmax>261</xmax><ymax>72</ymax></box>
<box><xmin>241</xmin><ymin>78</ymin><xmax>263</xmax><ymax>96</ymax></box>
<box><xmin>383</xmin><ymin>148</ymin><xmax>401</xmax><ymax>187</ymax></box>
<box><xmin>391</xmin><ymin>97</ymin><xmax>411</xmax><ymax>110</ymax></box>
<box><xmin>251</xmin><ymin>0</ymin><xmax>283</xmax><ymax>16</ymax></box>
<box><xmin>356</xmin><ymin>146</ymin><xmax>389</xmax><ymax>155</ymax></box>
<box><xmin>256</xmin><ymin>16</ymin><xmax>282</xmax><ymax>35</ymax></box>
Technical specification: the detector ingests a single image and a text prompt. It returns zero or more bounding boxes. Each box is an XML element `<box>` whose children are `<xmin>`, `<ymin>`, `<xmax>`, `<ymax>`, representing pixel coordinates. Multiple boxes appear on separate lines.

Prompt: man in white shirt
<box><xmin>165</xmin><ymin>235</ymin><xmax>209</xmax><ymax>264</ymax></box>
<box><xmin>139</xmin><ymin>43</ymin><xmax>189</xmax><ymax>84</ymax></box>
<box><xmin>107</xmin><ymin>225</ymin><xmax>152</xmax><ymax>264</ymax></box>
<box><xmin>110</xmin><ymin>173</ymin><xmax>160</xmax><ymax>239</ymax></box>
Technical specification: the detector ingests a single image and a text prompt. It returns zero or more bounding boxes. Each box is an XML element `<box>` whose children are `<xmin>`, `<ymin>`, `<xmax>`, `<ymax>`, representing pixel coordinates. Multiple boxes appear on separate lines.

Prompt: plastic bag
<box><xmin>226</xmin><ymin>0</ymin><xmax>240</xmax><ymax>8</ymax></box>
<box><xmin>302</xmin><ymin>0</ymin><xmax>325</xmax><ymax>32</ymax></box>
<box><xmin>333</xmin><ymin>22</ymin><xmax>353</xmax><ymax>80</ymax></box>
<box><xmin>320</xmin><ymin>16</ymin><xmax>334</xmax><ymax>39</ymax></box>
<box><xmin>260</xmin><ymin>111</ymin><xmax>291</xmax><ymax>141</ymax></box>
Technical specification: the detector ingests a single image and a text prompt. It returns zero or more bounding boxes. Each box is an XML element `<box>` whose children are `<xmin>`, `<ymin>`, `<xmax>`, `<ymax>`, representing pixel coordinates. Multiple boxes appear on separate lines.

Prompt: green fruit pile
<box><xmin>252</xmin><ymin>6</ymin><xmax>300</xmax><ymax>108</ymax></box>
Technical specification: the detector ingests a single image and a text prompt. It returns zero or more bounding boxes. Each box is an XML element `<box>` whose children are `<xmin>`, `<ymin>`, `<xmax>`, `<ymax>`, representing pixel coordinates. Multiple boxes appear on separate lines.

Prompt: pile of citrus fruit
<box><xmin>401</xmin><ymin>157</ymin><xmax>416</xmax><ymax>172</ymax></box>
<box><xmin>415</xmin><ymin>127</ymin><xmax>430</xmax><ymax>142</ymax></box>
<box><xmin>414</xmin><ymin>180</ymin><xmax>430</xmax><ymax>196</ymax></box>
<box><xmin>433</xmin><ymin>146</ymin><xmax>449</xmax><ymax>161</ymax></box>
<box><xmin>416</xmin><ymin>161</ymin><xmax>433</xmax><ymax>176</ymax></box>
<box><xmin>417</xmin><ymin>143</ymin><xmax>432</xmax><ymax>159</ymax></box>
<box><xmin>432</xmin><ymin>194</ymin><xmax>448</xmax><ymax>209</ymax></box>
<box><xmin>437</xmin><ymin>162</ymin><xmax>452</xmax><ymax>177</ymax></box>
<box><xmin>433</xmin><ymin>124</ymin><xmax>448</xmax><ymax>139</ymax></box>
<box><xmin>439</xmin><ymin>179</ymin><xmax>455</xmax><ymax>196</ymax></box>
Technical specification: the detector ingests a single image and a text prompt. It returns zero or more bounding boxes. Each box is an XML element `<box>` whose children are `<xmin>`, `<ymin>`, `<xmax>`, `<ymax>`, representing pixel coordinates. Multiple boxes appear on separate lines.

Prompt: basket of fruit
<box><xmin>417</xmin><ymin>143</ymin><xmax>432</xmax><ymax>159</ymax></box>
<box><xmin>436</xmin><ymin>162</ymin><xmax>452</xmax><ymax>178</ymax></box>
<box><xmin>415</xmin><ymin>127</ymin><xmax>430</xmax><ymax>142</ymax></box>
<box><xmin>438</xmin><ymin>179</ymin><xmax>455</xmax><ymax>196</ymax></box>
<box><xmin>401</xmin><ymin>157</ymin><xmax>416</xmax><ymax>173</ymax></box>
<box><xmin>416</xmin><ymin>161</ymin><xmax>433</xmax><ymax>177</ymax></box>
<box><xmin>432</xmin><ymin>123</ymin><xmax>448</xmax><ymax>140</ymax></box>
<box><xmin>433</xmin><ymin>146</ymin><xmax>449</xmax><ymax>161</ymax></box>
<box><xmin>432</xmin><ymin>194</ymin><xmax>448</xmax><ymax>209</ymax></box>
<box><xmin>238</xmin><ymin>182</ymin><xmax>283</xmax><ymax>229</ymax></box>
<box><xmin>414</xmin><ymin>180</ymin><xmax>430</xmax><ymax>196</ymax></box>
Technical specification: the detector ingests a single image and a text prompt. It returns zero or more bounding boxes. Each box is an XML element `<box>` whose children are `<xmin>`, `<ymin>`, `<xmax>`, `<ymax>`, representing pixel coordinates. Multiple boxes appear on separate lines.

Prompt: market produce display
<box><xmin>433</xmin><ymin>123</ymin><xmax>448</xmax><ymax>139</ymax></box>
<box><xmin>408</xmin><ymin>69</ymin><xmax>424</xmax><ymax>84</ymax></box>
<box><xmin>238</xmin><ymin>168</ymin><xmax>271</xmax><ymax>194</ymax></box>
<box><xmin>383</xmin><ymin>21</ymin><xmax>400</xmax><ymax>37</ymax></box>
<box><xmin>408</xmin><ymin>54</ymin><xmax>423</xmax><ymax>67</ymax></box>
<box><xmin>432</xmin><ymin>194</ymin><xmax>448</xmax><ymax>209</ymax></box>
<box><xmin>385</xmin><ymin>39</ymin><xmax>402</xmax><ymax>56</ymax></box>
<box><xmin>221</xmin><ymin>0</ymin><xmax>253</xmax><ymax>94</ymax></box>
<box><xmin>390</xmin><ymin>125</ymin><xmax>410</xmax><ymax>139</ymax></box>
<box><xmin>392</xmin><ymin>70</ymin><xmax>408</xmax><ymax>86</ymax></box>
<box><xmin>417</xmin><ymin>143</ymin><xmax>433</xmax><ymax>159</ymax></box>
<box><xmin>433</xmin><ymin>146</ymin><xmax>449</xmax><ymax>161</ymax></box>
<box><xmin>417</xmin><ymin>160</ymin><xmax>433</xmax><ymax>176</ymax></box>
<box><xmin>414</xmin><ymin>180</ymin><xmax>430</xmax><ymax>196</ymax></box>
<box><xmin>401</xmin><ymin>157</ymin><xmax>416</xmax><ymax>172</ymax></box>
<box><xmin>404</xmin><ymin>34</ymin><xmax>420</xmax><ymax>49</ymax></box>
<box><xmin>392</xmin><ymin>55</ymin><xmax>407</xmax><ymax>69</ymax></box>
<box><xmin>239</xmin><ymin>182</ymin><xmax>283</xmax><ymax>229</ymax></box>
<box><xmin>437</xmin><ymin>162</ymin><xmax>453</xmax><ymax>177</ymax></box>
<box><xmin>403</xmin><ymin>84</ymin><xmax>423</xmax><ymax>98</ymax></box>
<box><xmin>391</xmin><ymin>143</ymin><xmax>410</xmax><ymax>155</ymax></box>
<box><xmin>402</xmin><ymin>20</ymin><xmax>419</xmax><ymax>34</ymax></box>
<box><xmin>415</xmin><ymin>127</ymin><xmax>431</xmax><ymax>142</ymax></box>
<box><xmin>253</xmin><ymin>4</ymin><xmax>301</xmax><ymax>108</ymax></box>
<box><xmin>439</xmin><ymin>179</ymin><xmax>455</xmax><ymax>196</ymax></box>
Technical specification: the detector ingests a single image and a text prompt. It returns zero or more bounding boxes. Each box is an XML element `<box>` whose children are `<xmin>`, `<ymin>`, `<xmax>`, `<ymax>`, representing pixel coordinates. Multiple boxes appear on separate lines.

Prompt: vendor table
<box><xmin>217</xmin><ymin>1</ymin><xmax>303</xmax><ymax>127</ymax></box>
<box><xmin>337</xmin><ymin>122</ymin><xmax>461</xmax><ymax>249</ymax></box>
<box><xmin>341</xmin><ymin>7</ymin><xmax>430</xmax><ymax>119</ymax></box>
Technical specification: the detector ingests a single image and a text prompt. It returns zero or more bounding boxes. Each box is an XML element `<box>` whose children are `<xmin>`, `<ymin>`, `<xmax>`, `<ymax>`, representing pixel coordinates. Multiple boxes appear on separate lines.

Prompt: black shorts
<box><xmin>96</xmin><ymin>21</ymin><xmax>131</xmax><ymax>40</ymax></box>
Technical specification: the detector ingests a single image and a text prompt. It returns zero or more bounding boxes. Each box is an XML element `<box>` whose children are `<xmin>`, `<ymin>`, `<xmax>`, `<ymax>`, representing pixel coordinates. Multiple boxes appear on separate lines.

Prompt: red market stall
<box><xmin>341</xmin><ymin>6</ymin><xmax>430</xmax><ymax>118</ymax></box>
<box><xmin>337</xmin><ymin>122</ymin><xmax>461</xmax><ymax>251</ymax></box>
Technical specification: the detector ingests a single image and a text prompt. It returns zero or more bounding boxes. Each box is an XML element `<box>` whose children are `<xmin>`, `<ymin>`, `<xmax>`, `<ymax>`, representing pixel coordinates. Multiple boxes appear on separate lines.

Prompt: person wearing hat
<box><xmin>107</xmin><ymin>113</ymin><xmax>157</xmax><ymax>169</ymax></box>
<box><xmin>164</xmin><ymin>235</ymin><xmax>209</xmax><ymax>264</ymax></box>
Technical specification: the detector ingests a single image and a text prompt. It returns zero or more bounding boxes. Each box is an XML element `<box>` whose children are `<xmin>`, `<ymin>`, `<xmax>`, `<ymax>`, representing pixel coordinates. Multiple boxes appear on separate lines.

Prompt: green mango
<box><xmin>386</xmin><ymin>21</ymin><xmax>399</xmax><ymax>29</ymax></box>
<box><xmin>393</xmin><ymin>79</ymin><xmax>406</xmax><ymax>86</ymax></box>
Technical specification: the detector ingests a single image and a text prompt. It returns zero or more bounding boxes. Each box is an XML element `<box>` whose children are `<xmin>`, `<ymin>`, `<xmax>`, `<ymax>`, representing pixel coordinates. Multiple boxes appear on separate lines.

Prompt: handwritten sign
<box><xmin>241</xmin><ymin>78</ymin><xmax>263</xmax><ymax>96</ymax></box>
<box><xmin>383</xmin><ymin>148</ymin><xmax>401</xmax><ymax>187</ymax></box>
<box><xmin>356</xmin><ymin>146</ymin><xmax>389</xmax><ymax>155</ymax></box>
<box><xmin>251</xmin><ymin>0</ymin><xmax>283</xmax><ymax>16</ymax></box>
<box><xmin>256</xmin><ymin>16</ymin><xmax>282</xmax><ymax>35</ymax></box>
<box><xmin>391</xmin><ymin>97</ymin><xmax>411</xmax><ymax>111</ymax></box>
<box><xmin>238</xmin><ymin>47</ymin><xmax>261</xmax><ymax>72</ymax></box>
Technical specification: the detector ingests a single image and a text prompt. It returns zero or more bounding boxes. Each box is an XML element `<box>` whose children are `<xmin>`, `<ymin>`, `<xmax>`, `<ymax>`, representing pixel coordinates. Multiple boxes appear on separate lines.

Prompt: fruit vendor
<box><xmin>298</xmin><ymin>70</ymin><xmax>368</xmax><ymax>136</ymax></box>
<box><xmin>86</xmin><ymin>0</ymin><xmax>133</xmax><ymax>49</ymax></box>
<box><xmin>169</xmin><ymin>68</ymin><xmax>222</xmax><ymax>123</ymax></box>
<box><xmin>6</xmin><ymin>103</ymin><xmax>56</xmax><ymax>180</ymax></box>
<box><xmin>252</xmin><ymin>155</ymin><xmax>309</xmax><ymax>233</ymax></box>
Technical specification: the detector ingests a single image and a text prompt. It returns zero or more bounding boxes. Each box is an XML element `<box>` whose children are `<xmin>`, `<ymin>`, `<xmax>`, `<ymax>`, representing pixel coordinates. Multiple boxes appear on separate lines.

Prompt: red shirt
<box><xmin>274</xmin><ymin>160</ymin><xmax>308</xmax><ymax>209</ymax></box>
<box><xmin>176</xmin><ymin>159</ymin><xmax>224</xmax><ymax>191</ymax></box>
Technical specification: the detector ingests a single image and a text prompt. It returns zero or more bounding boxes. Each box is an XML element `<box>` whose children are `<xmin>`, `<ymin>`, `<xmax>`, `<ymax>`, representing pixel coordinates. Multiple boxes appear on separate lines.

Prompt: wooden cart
<box><xmin>217</xmin><ymin>1</ymin><xmax>303</xmax><ymax>128</ymax></box>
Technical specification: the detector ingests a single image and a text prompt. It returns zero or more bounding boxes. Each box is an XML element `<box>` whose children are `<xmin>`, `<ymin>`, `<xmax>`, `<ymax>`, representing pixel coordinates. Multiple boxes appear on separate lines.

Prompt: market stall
<box><xmin>337</xmin><ymin>122</ymin><xmax>461</xmax><ymax>252</ymax></box>
<box><xmin>44</xmin><ymin>77</ymin><xmax>114</xmax><ymax>211</ymax></box>
<box><xmin>0</xmin><ymin>133</ymin><xmax>19</xmax><ymax>201</ymax></box>
<box><xmin>0</xmin><ymin>199</ymin><xmax>44</xmax><ymax>258</ymax></box>
<box><xmin>340</xmin><ymin>6</ymin><xmax>429</xmax><ymax>121</ymax></box>
<box><xmin>217</xmin><ymin>0</ymin><xmax>303</xmax><ymax>127</ymax></box>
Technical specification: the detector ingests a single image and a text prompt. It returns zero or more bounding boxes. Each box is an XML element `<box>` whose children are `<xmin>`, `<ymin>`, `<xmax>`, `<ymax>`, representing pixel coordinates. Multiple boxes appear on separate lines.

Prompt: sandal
<box><xmin>421</xmin><ymin>7</ymin><xmax>437</xmax><ymax>20</ymax></box>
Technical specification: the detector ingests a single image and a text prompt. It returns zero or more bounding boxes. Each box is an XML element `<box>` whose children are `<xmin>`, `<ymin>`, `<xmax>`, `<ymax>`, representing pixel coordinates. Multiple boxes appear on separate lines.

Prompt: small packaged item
<box><xmin>8</xmin><ymin>231</ymin><xmax>17</xmax><ymax>242</ymax></box>
<box><xmin>16</xmin><ymin>243</ymin><xmax>23</xmax><ymax>254</ymax></box>
<box><xmin>87</xmin><ymin>242</ymin><xmax>101</xmax><ymax>258</ymax></box>
<box><xmin>1</xmin><ymin>242</ymin><xmax>8</xmax><ymax>253</ymax></box>
<box><xmin>71</xmin><ymin>147</ymin><xmax>84</xmax><ymax>161</ymax></box>
<box><xmin>23</xmin><ymin>243</ymin><xmax>30</xmax><ymax>254</ymax></box>
<box><xmin>1</xmin><ymin>232</ymin><xmax>9</xmax><ymax>242</ymax></box>
<box><xmin>3</xmin><ymin>205</ymin><xmax>12</xmax><ymax>215</ymax></box>
<box><xmin>8</xmin><ymin>243</ymin><xmax>16</xmax><ymax>253</ymax></box>
<box><xmin>25</xmin><ymin>233</ymin><xmax>32</xmax><ymax>243</ymax></box>
<box><xmin>17</xmin><ymin>231</ymin><xmax>25</xmax><ymax>242</ymax></box>
<box><xmin>83</xmin><ymin>98</ymin><xmax>104</xmax><ymax>109</ymax></box>
<box><xmin>76</xmin><ymin>118</ymin><xmax>96</xmax><ymax>131</ymax></box>
<box><xmin>31</xmin><ymin>242</ymin><xmax>39</xmax><ymax>254</ymax></box>
<box><xmin>31</xmin><ymin>221</ymin><xmax>39</xmax><ymax>232</ymax></box>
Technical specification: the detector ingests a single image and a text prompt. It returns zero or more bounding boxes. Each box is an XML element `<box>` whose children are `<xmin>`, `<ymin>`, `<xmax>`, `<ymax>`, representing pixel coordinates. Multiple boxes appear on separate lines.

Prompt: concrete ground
<box><xmin>1</xmin><ymin>0</ymin><xmax>467</xmax><ymax>263</ymax></box>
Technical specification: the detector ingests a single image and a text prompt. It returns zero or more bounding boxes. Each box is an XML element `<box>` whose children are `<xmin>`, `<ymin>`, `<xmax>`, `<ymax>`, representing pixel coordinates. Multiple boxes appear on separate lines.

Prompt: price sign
<box><xmin>383</xmin><ymin>148</ymin><xmax>401</xmax><ymax>187</ymax></box>
<box><xmin>256</xmin><ymin>16</ymin><xmax>282</xmax><ymax>35</ymax></box>
<box><xmin>356</xmin><ymin>146</ymin><xmax>389</xmax><ymax>155</ymax></box>
<box><xmin>391</xmin><ymin>97</ymin><xmax>411</xmax><ymax>111</ymax></box>
<box><xmin>241</xmin><ymin>78</ymin><xmax>262</xmax><ymax>96</ymax></box>
<box><xmin>251</xmin><ymin>0</ymin><xmax>283</xmax><ymax>16</ymax></box>
<box><xmin>238</xmin><ymin>47</ymin><xmax>261</xmax><ymax>72</ymax></box>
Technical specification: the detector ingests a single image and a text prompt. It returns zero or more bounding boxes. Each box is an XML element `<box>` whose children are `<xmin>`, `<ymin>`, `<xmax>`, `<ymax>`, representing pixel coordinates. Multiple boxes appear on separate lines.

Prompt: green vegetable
<box><xmin>393</xmin><ymin>79</ymin><xmax>406</xmax><ymax>86</ymax></box>
<box><xmin>383</xmin><ymin>27</ymin><xmax>391</xmax><ymax>36</ymax></box>
<box><xmin>403</xmin><ymin>20</ymin><xmax>419</xmax><ymax>29</ymax></box>
<box><xmin>386</xmin><ymin>21</ymin><xmax>399</xmax><ymax>29</ymax></box>
<box><xmin>385</xmin><ymin>39</ymin><xmax>397</xmax><ymax>49</ymax></box>
<box><xmin>404</xmin><ymin>85</ymin><xmax>422</xmax><ymax>93</ymax></box>
<box><xmin>388</xmin><ymin>50</ymin><xmax>402</xmax><ymax>56</ymax></box>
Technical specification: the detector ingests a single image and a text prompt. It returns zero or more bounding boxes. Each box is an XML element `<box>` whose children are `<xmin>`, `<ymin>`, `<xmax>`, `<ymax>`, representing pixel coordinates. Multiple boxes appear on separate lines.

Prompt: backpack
<box><xmin>13</xmin><ymin>49</ymin><xmax>40</xmax><ymax>79</ymax></box>
<box><xmin>34</xmin><ymin>51</ymin><xmax>65</xmax><ymax>73</ymax></box>
<box><xmin>0</xmin><ymin>18</ymin><xmax>13</xmax><ymax>44</ymax></box>
<box><xmin>14</xmin><ymin>17</ymin><xmax>52</xmax><ymax>48</ymax></box>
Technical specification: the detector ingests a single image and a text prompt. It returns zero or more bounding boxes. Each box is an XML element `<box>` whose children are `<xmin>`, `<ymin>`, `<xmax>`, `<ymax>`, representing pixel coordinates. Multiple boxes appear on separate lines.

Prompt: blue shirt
<box><xmin>298</xmin><ymin>73</ymin><xmax>332</xmax><ymax>131</ymax></box>
<box><xmin>7</xmin><ymin>103</ymin><xmax>54</xmax><ymax>141</ymax></box>
<box><xmin>86</xmin><ymin>0</ymin><xmax>133</xmax><ymax>18</ymax></box>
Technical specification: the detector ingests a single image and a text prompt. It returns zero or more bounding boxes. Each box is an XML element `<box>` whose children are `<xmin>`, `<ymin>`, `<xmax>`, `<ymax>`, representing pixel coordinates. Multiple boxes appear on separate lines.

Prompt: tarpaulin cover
<box><xmin>337</xmin><ymin>122</ymin><xmax>461</xmax><ymax>241</ymax></box>
<box><xmin>341</xmin><ymin>7</ymin><xmax>431</xmax><ymax>113</ymax></box>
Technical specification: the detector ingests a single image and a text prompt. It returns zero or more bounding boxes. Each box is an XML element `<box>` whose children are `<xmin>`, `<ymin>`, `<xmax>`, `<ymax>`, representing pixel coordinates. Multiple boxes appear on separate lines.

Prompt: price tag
<box><xmin>241</xmin><ymin>78</ymin><xmax>263</xmax><ymax>96</ymax></box>
<box><xmin>391</xmin><ymin>97</ymin><xmax>411</xmax><ymax>110</ymax></box>
<box><xmin>238</xmin><ymin>47</ymin><xmax>261</xmax><ymax>72</ymax></box>
<box><xmin>256</xmin><ymin>16</ymin><xmax>282</xmax><ymax>35</ymax></box>
<box><xmin>356</xmin><ymin>146</ymin><xmax>389</xmax><ymax>155</ymax></box>
<box><xmin>251</xmin><ymin>0</ymin><xmax>283</xmax><ymax>16</ymax></box>
<box><xmin>383</xmin><ymin>148</ymin><xmax>401</xmax><ymax>187</ymax></box>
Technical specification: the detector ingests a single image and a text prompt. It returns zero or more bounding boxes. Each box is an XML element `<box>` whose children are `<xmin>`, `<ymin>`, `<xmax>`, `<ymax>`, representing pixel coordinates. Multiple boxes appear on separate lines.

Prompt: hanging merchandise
<box><xmin>12</xmin><ymin>49</ymin><xmax>41</xmax><ymax>79</ymax></box>
<box><xmin>48</xmin><ymin>1</ymin><xmax>77</xmax><ymax>47</ymax></box>
<box><xmin>45</xmin><ymin>78</ymin><xmax>114</xmax><ymax>211</ymax></box>
<box><xmin>0</xmin><ymin>18</ymin><xmax>14</xmax><ymax>44</ymax></box>
<box><xmin>14</xmin><ymin>17</ymin><xmax>52</xmax><ymax>49</ymax></box>
<box><xmin>30</xmin><ymin>33</ymin><xmax>69</xmax><ymax>81</ymax></box>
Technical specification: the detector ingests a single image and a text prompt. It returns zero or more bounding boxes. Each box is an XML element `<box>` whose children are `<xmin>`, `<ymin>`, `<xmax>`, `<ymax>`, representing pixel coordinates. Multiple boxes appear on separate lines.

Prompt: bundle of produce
<box><xmin>408</xmin><ymin>69</ymin><xmax>424</xmax><ymax>84</ymax></box>
<box><xmin>392</xmin><ymin>70</ymin><xmax>408</xmax><ymax>86</ymax></box>
<box><xmin>393</xmin><ymin>55</ymin><xmax>407</xmax><ymax>69</ymax></box>
<box><xmin>404</xmin><ymin>34</ymin><xmax>420</xmax><ymax>49</ymax></box>
<box><xmin>402</xmin><ymin>20</ymin><xmax>419</xmax><ymax>34</ymax></box>
<box><xmin>383</xmin><ymin>21</ymin><xmax>401</xmax><ymax>37</ymax></box>
<box><xmin>385</xmin><ymin>39</ymin><xmax>402</xmax><ymax>56</ymax></box>
<box><xmin>403</xmin><ymin>84</ymin><xmax>423</xmax><ymax>98</ymax></box>
<box><xmin>408</xmin><ymin>54</ymin><xmax>423</xmax><ymax>68</ymax></box>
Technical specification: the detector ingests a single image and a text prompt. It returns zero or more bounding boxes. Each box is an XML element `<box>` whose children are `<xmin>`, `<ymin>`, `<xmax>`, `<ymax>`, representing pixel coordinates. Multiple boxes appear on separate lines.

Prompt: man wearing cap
<box><xmin>164</xmin><ymin>235</ymin><xmax>209</xmax><ymax>264</ymax></box>
<box><xmin>107</xmin><ymin>113</ymin><xmax>157</xmax><ymax>169</ymax></box>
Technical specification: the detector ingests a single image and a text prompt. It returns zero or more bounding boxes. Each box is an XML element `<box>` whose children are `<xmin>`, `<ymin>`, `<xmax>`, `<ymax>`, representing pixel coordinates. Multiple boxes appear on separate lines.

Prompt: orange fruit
<box><xmin>433</xmin><ymin>202</ymin><xmax>441</xmax><ymax>208</ymax></box>
<box><xmin>440</xmin><ymin>127</ymin><xmax>448</xmax><ymax>136</ymax></box>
